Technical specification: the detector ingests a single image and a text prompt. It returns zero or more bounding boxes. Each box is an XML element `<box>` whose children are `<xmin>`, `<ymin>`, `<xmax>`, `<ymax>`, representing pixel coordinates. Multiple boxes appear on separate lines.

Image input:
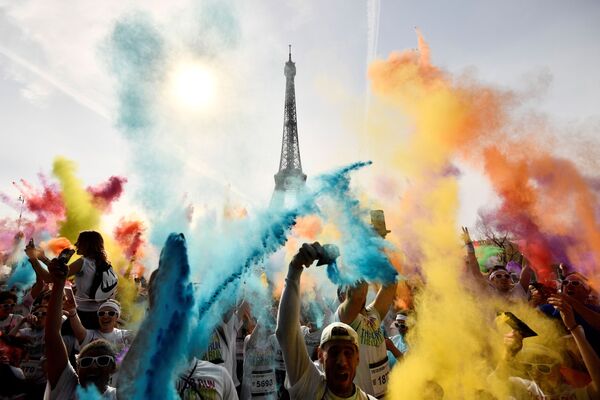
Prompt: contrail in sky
<box><xmin>0</xmin><ymin>44</ymin><xmax>111</xmax><ymax>120</ymax></box>
<box><xmin>364</xmin><ymin>0</ymin><xmax>381</xmax><ymax>151</ymax></box>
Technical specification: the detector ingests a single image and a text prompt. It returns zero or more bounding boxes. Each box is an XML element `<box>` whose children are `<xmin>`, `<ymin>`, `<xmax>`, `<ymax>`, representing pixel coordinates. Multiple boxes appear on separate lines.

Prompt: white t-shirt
<box><xmin>176</xmin><ymin>358</ymin><xmax>239</xmax><ymax>400</ymax></box>
<box><xmin>334</xmin><ymin>307</ymin><xmax>389</xmax><ymax>398</ymax></box>
<box><xmin>81</xmin><ymin>328</ymin><xmax>133</xmax><ymax>351</ymax></box>
<box><xmin>242</xmin><ymin>333</ymin><xmax>277</xmax><ymax>400</ymax></box>
<box><xmin>18</xmin><ymin>327</ymin><xmax>46</xmax><ymax>384</ymax></box>
<box><xmin>0</xmin><ymin>313</ymin><xmax>23</xmax><ymax>335</ymax></box>
<box><xmin>288</xmin><ymin>364</ymin><xmax>376</xmax><ymax>400</ymax></box>
<box><xmin>43</xmin><ymin>362</ymin><xmax>116</xmax><ymax>400</ymax></box>
<box><xmin>509</xmin><ymin>377</ymin><xmax>591</xmax><ymax>400</ymax></box>
<box><xmin>74</xmin><ymin>258</ymin><xmax>118</xmax><ymax>312</ymax></box>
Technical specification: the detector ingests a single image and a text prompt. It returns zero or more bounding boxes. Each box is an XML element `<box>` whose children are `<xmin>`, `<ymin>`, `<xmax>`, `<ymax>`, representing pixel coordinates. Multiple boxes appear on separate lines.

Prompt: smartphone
<box><xmin>57</xmin><ymin>248</ymin><xmax>75</xmax><ymax>265</ymax></box>
<box><xmin>64</xmin><ymin>286</ymin><xmax>74</xmax><ymax>301</ymax></box>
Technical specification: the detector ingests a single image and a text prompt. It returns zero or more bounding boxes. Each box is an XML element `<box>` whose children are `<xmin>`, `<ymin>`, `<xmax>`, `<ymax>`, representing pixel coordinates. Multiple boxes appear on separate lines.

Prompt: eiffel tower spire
<box><xmin>273</xmin><ymin>45</ymin><xmax>306</xmax><ymax>197</ymax></box>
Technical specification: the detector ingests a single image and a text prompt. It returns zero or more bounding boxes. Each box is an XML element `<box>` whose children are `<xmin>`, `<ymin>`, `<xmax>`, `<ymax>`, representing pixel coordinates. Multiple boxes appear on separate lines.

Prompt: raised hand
<box><xmin>548</xmin><ymin>294</ymin><xmax>577</xmax><ymax>330</ymax></box>
<box><xmin>62</xmin><ymin>287</ymin><xmax>77</xmax><ymax>314</ymax></box>
<box><xmin>290</xmin><ymin>242</ymin><xmax>323</xmax><ymax>269</ymax></box>
<box><xmin>47</xmin><ymin>258</ymin><xmax>68</xmax><ymax>285</ymax></box>
<box><xmin>503</xmin><ymin>329</ymin><xmax>523</xmax><ymax>358</ymax></box>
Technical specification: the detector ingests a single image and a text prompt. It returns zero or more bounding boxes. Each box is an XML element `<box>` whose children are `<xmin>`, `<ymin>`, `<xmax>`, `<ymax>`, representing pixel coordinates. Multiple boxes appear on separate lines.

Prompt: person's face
<box><xmin>523</xmin><ymin>360</ymin><xmax>561</xmax><ymax>389</ymax></box>
<box><xmin>32</xmin><ymin>307</ymin><xmax>47</xmax><ymax>330</ymax></box>
<box><xmin>490</xmin><ymin>271</ymin><xmax>514</xmax><ymax>292</ymax></box>
<box><xmin>0</xmin><ymin>299</ymin><xmax>15</xmax><ymax>319</ymax></box>
<box><xmin>97</xmin><ymin>307</ymin><xmax>118</xmax><ymax>332</ymax></box>
<box><xmin>562</xmin><ymin>277</ymin><xmax>589</xmax><ymax>302</ymax></box>
<box><xmin>77</xmin><ymin>347</ymin><xmax>115</xmax><ymax>392</ymax></box>
<box><xmin>395</xmin><ymin>321</ymin><xmax>408</xmax><ymax>335</ymax></box>
<box><xmin>74</xmin><ymin>236</ymin><xmax>87</xmax><ymax>256</ymax></box>
<box><xmin>320</xmin><ymin>340</ymin><xmax>359</xmax><ymax>397</ymax></box>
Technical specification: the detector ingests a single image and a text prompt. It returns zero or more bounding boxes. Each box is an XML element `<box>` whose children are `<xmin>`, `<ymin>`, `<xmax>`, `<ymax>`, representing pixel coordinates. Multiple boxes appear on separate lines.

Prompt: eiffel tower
<box><xmin>271</xmin><ymin>46</ymin><xmax>306</xmax><ymax>207</ymax></box>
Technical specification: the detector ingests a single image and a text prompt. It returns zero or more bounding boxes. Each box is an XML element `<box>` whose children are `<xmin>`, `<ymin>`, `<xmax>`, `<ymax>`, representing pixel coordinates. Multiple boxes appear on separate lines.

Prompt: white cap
<box><xmin>395</xmin><ymin>314</ymin><xmax>407</xmax><ymax>322</ymax></box>
<box><xmin>98</xmin><ymin>299</ymin><xmax>121</xmax><ymax>315</ymax></box>
<box><xmin>320</xmin><ymin>322</ymin><xmax>359</xmax><ymax>349</ymax></box>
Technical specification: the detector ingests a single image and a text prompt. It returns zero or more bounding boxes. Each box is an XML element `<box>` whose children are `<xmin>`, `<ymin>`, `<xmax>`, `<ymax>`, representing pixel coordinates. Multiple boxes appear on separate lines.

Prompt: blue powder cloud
<box><xmin>7</xmin><ymin>258</ymin><xmax>36</xmax><ymax>291</ymax></box>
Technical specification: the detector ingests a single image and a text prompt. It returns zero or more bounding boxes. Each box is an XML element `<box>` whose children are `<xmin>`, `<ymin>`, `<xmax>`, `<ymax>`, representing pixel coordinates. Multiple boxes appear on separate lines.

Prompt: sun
<box><xmin>169</xmin><ymin>62</ymin><xmax>218</xmax><ymax>110</ymax></box>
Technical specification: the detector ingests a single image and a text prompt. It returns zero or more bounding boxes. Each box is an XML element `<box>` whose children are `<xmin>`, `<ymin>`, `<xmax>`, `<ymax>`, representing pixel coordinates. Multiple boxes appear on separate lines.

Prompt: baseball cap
<box><xmin>320</xmin><ymin>322</ymin><xmax>359</xmax><ymax>349</ymax></box>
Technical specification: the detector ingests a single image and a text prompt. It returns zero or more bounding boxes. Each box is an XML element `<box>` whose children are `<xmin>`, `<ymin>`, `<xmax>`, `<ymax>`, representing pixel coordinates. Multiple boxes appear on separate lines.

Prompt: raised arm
<box><xmin>337</xmin><ymin>281</ymin><xmax>368</xmax><ymax>324</ymax></box>
<box><xmin>8</xmin><ymin>314</ymin><xmax>29</xmax><ymax>337</ymax></box>
<box><xmin>461</xmin><ymin>227</ymin><xmax>487</xmax><ymax>287</ymax></box>
<box><xmin>45</xmin><ymin>259</ymin><xmax>69</xmax><ymax>388</ymax></box>
<box><xmin>275</xmin><ymin>242</ymin><xmax>320</xmax><ymax>386</ymax></box>
<box><xmin>551</xmin><ymin>293</ymin><xmax>600</xmax><ymax>332</ymax></box>
<box><xmin>25</xmin><ymin>243</ymin><xmax>83</xmax><ymax>283</ymax></box>
<box><xmin>25</xmin><ymin>244</ymin><xmax>51</xmax><ymax>282</ymax></box>
<box><xmin>370</xmin><ymin>281</ymin><xmax>398</xmax><ymax>323</ymax></box>
<box><xmin>29</xmin><ymin>275</ymin><xmax>46</xmax><ymax>300</ymax></box>
<box><xmin>63</xmin><ymin>290</ymin><xmax>87</xmax><ymax>343</ymax></box>
<box><xmin>518</xmin><ymin>259</ymin><xmax>533</xmax><ymax>292</ymax></box>
<box><xmin>550</xmin><ymin>296</ymin><xmax>600</xmax><ymax>398</ymax></box>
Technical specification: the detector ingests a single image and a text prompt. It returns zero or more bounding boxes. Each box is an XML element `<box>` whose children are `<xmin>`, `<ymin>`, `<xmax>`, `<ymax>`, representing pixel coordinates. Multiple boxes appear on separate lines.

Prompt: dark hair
<box><xmin>0</xmin><ymin>291</ymin><xmax>17</xmax><ymax>304</ymax></box>
<box><xmin>33</xmin><ymin>290</ymin><xmax>52</xmax><ymax>308</ymax></box>
<box><xmin>76</xmin><ymin>231</ymin><xmax>108</xmax><ymax>264</ymax></box>
<box><xmin>337</xmin><ymin>286</ymin><xmax>346</xmax><ymax>303</ymax></box>
<box><xmin>80</xmin><ymin>339</ymin><xmax>116</xmax><ymax>358</ymax></box>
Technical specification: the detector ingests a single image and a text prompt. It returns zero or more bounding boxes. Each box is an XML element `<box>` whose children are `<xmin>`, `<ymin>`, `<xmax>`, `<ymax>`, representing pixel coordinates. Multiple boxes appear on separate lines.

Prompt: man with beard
<box><xmin>276</xmin><ymin>242</ymin><xmax>376</xmax><ymax>400</ymax></box>
<box><xmin>45</xmin><ymin>257</ymin><xmax>116</xmax><ymax>399</ymax></box>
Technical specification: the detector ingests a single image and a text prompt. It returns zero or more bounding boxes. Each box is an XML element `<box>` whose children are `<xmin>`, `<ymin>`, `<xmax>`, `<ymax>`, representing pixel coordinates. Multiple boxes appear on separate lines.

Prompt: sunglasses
<box><xmin>563</xmin><ymin>280</ymin><xmax>583</xmax><ymax>287</ymax></box>
<box><xmin>33</xmin><ymin>312</ymin><xmax>47</xmax><ymax>317</ymax></box>
<box><xmin>1</xmin><ymin>303</ymin><xmax>15</xmax><ymax>310</ymax></box>
<box><xmin>521</xmin><ymin>362</ymin><xmax>556</xmax><ymax>374</ymax></box>
<box><xmin>492</xmin><ymin>273</ymin><xmax>511</xmax><ymax>280</ymax></box>
<box><xmin>97</xmin><ymin>310</ymin><xmax>117</xmax><ymax>317</ymax></box>
<box><xmin>78</xmin><ymin>355</ymin><xmax>114</xmax><ymax>368</ymax></box>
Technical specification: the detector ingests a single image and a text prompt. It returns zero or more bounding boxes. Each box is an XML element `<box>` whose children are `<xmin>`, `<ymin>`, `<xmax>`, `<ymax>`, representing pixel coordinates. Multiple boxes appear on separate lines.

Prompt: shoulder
<box><xmin>586</xmin><ymin>304</ymin><xmax>600</xmax><ymax>312</ymax></box>
<box><xmin>365</xmin><ymin>305</ymin><xmax>382</xmax><ymax>321</ymax></box>
<box><xmin>103</xmin><ymin>386</ymin><xmax>117</xmax><ymax>400</ymax></box>
<box><xmin>49</xmin><ymin>362</ymin><xmax>78</xmax><ymax>399</ymax></box>
<box><xmin>287</xmin><ymin>358</ymin><xmax>325</xmax><ymax>398</ymax></box>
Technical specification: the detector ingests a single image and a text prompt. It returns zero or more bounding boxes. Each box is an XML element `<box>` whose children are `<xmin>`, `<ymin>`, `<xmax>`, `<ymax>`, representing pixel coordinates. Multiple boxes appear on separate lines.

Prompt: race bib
<box><xmin>21</xmin><ymin>359</ymin><xmax>43</xmax><ymax>381</ymax></box>
<box><xmin>369</xmin><ymin>356</ymin><xmax>390</xmax><ymax>398</ymax></box>
<box><xmin>250</xmin><ymin>369</ymin><xmax>276</xmax><ymax>395</ymax></box>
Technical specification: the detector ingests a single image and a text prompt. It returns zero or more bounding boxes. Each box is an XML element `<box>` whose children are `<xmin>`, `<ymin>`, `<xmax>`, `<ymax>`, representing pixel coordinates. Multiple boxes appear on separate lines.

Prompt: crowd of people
<box><xmin>1</xmin><ymin>223</ymin><xmax>599</xmax><ymax>400</ymax></box>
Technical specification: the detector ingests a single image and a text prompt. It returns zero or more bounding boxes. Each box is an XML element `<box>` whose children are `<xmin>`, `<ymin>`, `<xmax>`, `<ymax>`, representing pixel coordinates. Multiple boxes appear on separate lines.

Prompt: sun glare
<box><xmin>169</xmin><ymin>62</ymin><xmax>217</xmax><ymax>110</ymax></box>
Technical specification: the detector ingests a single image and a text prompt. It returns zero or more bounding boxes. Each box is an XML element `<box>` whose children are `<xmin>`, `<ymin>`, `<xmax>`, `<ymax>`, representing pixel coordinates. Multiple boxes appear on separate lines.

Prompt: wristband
<box><xmin>567</xmin><ymin>324</ymin><xmax>580</xmax><ymax>332</ymax></box>
<box><xmin>465</xmin><ymin>242</ymin><xmax>475</xmax><ymax>253</ymax></box>
<box><xmin>67</xmin><ymin>311</ymin><xmax>77</xmax><ymax>318</ymax></box>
